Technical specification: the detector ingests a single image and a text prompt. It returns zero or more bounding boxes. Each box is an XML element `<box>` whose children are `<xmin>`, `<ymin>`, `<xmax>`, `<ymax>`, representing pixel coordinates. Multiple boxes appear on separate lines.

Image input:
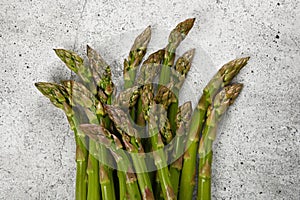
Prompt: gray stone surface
<box><xmin>0</xmin><ymin>0</ymin><xmax>299</xmax><ymax>199</ymax></box>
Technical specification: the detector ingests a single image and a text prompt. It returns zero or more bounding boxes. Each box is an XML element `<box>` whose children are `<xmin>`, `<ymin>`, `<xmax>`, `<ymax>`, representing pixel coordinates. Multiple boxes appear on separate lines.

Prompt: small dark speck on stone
<box><xmin>224</xmin><ymin>187</ymin><xmax>226</xmax><ymax>191</ymax></box>
<box><xmin>259</xmin><ymin>192</ymin><xmax>263</xmax><ymax>194</ymax></box>
<box><xmin>97</xmin><ymin>14</ymin><xmax>100</xmax><ymax>16</ymax></box>
<box><xmin>19</xmin><ymin>54</ymin><xmax>22</xmax><ymax>57</ymax></box>
<box><xmin>26</xmin><ymin>66</ymin><xmax>30</xmax><ymax>69</ymax></box>
<box><xmin>251</xmin><ymin>70</ymin><xmax>254</xmax><ymax>73</ymax></box>
<box><xmin>275</xmin><ymin>35</ymin><xmax>280</xmax><ymax>39</ymax></box>
<box><xmin>277</xmin><ymin>2</ymin><xmax>280</xmax><ymax>6</ymax></box>
<box><xmin>277</xmin><ymin>190</ymin><xmax>281</xmax><ymax>194</ymax></box>
<box><xmin>240</xmin><ymin>162</ymin><xmax>244</xmax><ymax>165</ymax></box>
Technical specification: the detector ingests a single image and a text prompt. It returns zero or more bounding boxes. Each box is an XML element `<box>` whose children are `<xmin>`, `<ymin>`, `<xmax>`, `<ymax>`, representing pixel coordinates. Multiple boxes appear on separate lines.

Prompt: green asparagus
<box><xmin>141</xmin><ymin>83</ymin><xmax>175</xmax><ymax>199</ymax></box>
<box><xmin>169</xmin><ymin>101</ymin><xmax>192</xmax><ymax>197</ymax></box>
<box><xmin>104</xmin><ymin>105</ymin><xmax>155</xmax><ymax>200</ymax></box>
<box><xmin>123</xmin><ymin>26</ymin><xmax>152</xmax><ymax>89</ymax></box>
<box><xmin>198</xmin><ymin>84</ymin><xmax>243</xmax><ymax>200</ymax></box>
<box><xmin>79</xmin><ymin>124</ymin><xmax>142</xmax><ymax>200</ymax></box>
<box><xmin>63</xmin><ymin>80</ymin><xmax>103</xmax><ymax>200</ymax></box>
<box><xmin>35</xmin><ymin>82</ymin><xmax>88</xmax><ymax>200</ymax></box>
<box><xmin>179</xmin><ymin>57</ymin><xmax>250</xmax><ymax>200</ymax></box>
<box><xmin>167</xmin><ymin>49</ymin><xmax>195</xmax><ymax>134</ymax></box>
<box><xmin>159</xmin><ymin>18</ymin><xmax>195</xmax><ymax>86</ymax></box>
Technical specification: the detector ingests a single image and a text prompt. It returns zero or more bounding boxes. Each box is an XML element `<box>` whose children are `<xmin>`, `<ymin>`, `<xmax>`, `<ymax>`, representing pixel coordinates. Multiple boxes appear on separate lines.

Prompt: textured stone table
<box><xmin>0</xmin><ymin>0</ymin><xmax>299</xmax><ymax>199</ymax></box>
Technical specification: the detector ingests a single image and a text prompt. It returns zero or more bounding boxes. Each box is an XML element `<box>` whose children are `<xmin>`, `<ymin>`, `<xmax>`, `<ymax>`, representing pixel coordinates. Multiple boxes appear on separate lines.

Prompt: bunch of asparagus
<box><xmin>35</xmin><ymin>18</ymin><xmax>250</xmax><ymax>200</ymax></box>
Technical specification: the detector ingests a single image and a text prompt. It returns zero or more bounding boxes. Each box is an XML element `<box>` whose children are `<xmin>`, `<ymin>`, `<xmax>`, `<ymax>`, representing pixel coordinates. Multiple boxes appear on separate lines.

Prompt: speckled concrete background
<box><xmin>0</xmin><ymin>0</ymin><xmax>299</xmax><ymax>199</ymax></box>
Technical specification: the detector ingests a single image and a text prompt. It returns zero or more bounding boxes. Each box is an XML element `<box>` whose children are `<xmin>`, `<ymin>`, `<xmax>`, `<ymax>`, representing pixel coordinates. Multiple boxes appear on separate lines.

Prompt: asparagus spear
<box><xmin>54</xmin><ymin>49</ymin><xmax>97</xmax><ymax>95</ymax></box>
<box><xmin>121</xmin><ymin>26</ymin><xmax>151</xmax><ymax>122</ymax></box>
<box><xmin>179</xmin><ymin>57</ymin><xmax>250</xmax><ymax>200</ymax></box>
<box><xmin>141</xmin><ymin>83</ymin><xmax>176</xmax><ymax>199</ymax></box>
<box><xmin>79</xmin><ymin>124</ymin><xmax>142</xmax><ymax>200</ymax></box>
<box><xmin>198</xmin><ymin>84</ymin><xmax>243</xmax><ymax>200</ymax></box>
<box><xmin>167</xmin><ymin>49</ymin><xmax>195</xmax><ymax>134</ymax></box>
<box><xmin>169</xmin><ymin>101</ymin><xmax>192</xmax><ymax>197</ymax></box>
<box><xmin>116</xmin><ymin>49</ymin><xmax>164</xmax><ymax>108</ymax></box>
<box><xmin>35</xmin><ymin>82</ymin><xmax>88</xmax><ymax>200</ymax></box>
<box><xmin>135</xmin><ymin>49</ymin><xmax>165</xmax><ymax>86</ymax></box>
<box><xmin>159</xmin><ymin>18</ymin><xmax>195</xmax><ymax>86</ymax></box>
<box><xmin>86</xmin><ymin>45</ymin><xmax>118</xmax><ymax>198</ymax></box>
<box><xmin>62</xmin><ymin>80</ymin><xmax>103</xmax><ymax>200</ymax></box>
<box><xmin>104</xmin><ymin>105</ymin><xmax>155</xmax><ymax>200</ymax></box>
<box><xmin>123</xmin><ymin>26</ymin><xmax>152</xmax><ymax>89</ymax></box>
<box><xmin>87</xmin><ymin>45</ymin><xmax>114</xmax><ymax>104</ymax></box>
<box><xmin>117</xmin><ymin>49</ymin><xmax>164</xmax><ymax>127</ymax></box>
<box><xmin>135</xmin><ymin>49</ymin><xmax>165</xmax><ymax>126</ymax></box>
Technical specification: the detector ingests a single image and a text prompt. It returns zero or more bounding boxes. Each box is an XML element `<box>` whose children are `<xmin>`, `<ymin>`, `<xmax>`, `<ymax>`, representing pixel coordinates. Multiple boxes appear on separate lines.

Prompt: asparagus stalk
<box><xmin>179</xmin><ymin>57</ymin><xmax>250</xmax><ymax>200</ymax></box>
<box><xmin>198</xmin><ymin>84</ymin><xmax>243</xmax><ymax>200</ymax></box>
<box><xmin>149</xmin><ymin>105</ymin><xmax>176</xmax><ymax>200</ymax></box>
<box><xmin>135</xmin><ymin>49</ymin><xmax>165</xmax><ymax>126</ymax></box>
<box><xmin>169</xmin><ymin>101</ymin><xmax>192</xmax><ymax>197</ymax></box>
<box><xmin>62</xmin><ymin>80</ymin><xmax>103</xmax><ymax>200</ymax></box>
<box><xmin>154</xmin><ymin>173</ymin><xmax>161</xmax><ymax>200</ymax></box>
<box><xmin>123</xmin><ymin>26</ymin><xmax>152</xmax><ymax>89</ymax></box>
<box><xmin>141</xmin><ymin>83</ymin><xmax>176</xmax><ymax>199</ymax></box>
<box><xmin>79</xmin><ymin>124</ymin><xmax>142</xmax><ymax>200</ymax></box>
<box><xmin>35</xmin><ymin>82</ymin><xmax>88</xmax><ymax>200</ymax></box>
<box><xmin>154</xmin><ymin>49</ymin><xmax>194</xmax><ymax>142</ymax></box>
<box><xmin>86</xmin><ymin>45</ymin><xmax>119</xmax><ymax>199</ymax></box>
<box><xmin>159</xmin><ymin>18</ymin><xmax>195</xmax><ymax>86</ymax></box>
<box><xmin>167</xmin><ymin>49</ymin><xmax>195</xmax><ymax>134</ymax></box>
<box><xmin>117</xmin><ymin>49</ymin><xmax>164</xmax><ymax>126</ymax></box>
<box><xmin>122</xmin><ymin>26</ymin><xmax>151</xmax><ymax>122</ymax></box>
<box><xmin>104</xmin><ymin>105</ymin><xmax>155</xmax><ymax>200</ymax></box>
